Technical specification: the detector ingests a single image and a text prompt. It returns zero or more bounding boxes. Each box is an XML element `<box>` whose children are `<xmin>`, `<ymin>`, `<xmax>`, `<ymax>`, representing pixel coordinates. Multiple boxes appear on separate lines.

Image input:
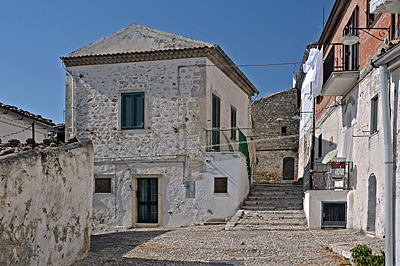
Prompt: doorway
<box><xmin>137</xmin><ymin>178</ymin><xmax>158</xmax><ymax>223</ymax></box>
<box><xmin>367</xmin><ymin>174</ymin><xmax>377</xmax><ymax>232</ymax></box>
<box><xmin>283</xmin><ymin>157</ymin><xmax>295</xmax><ymax>180</ymax></box>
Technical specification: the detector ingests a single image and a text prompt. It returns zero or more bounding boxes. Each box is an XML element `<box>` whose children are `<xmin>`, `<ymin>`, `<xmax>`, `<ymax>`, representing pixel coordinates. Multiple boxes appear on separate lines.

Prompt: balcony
<box><xmin>370</xmin><ymin>0</ymin><xmax>400</xmax><ymax>14</ymax></box>
<box><xmin>206</xmin><ymin>128</ymin><xmax>252</xmax><ymax>179</ymax></box>
<box><xmin>308</xmin><ymin>161</ymin><xmax>353</xmax><ymax>190</ymax></box>
<box><xmin>321</xmin><ymin>44</ymin><xmax>360</xmax><ymax>96</ymax></box>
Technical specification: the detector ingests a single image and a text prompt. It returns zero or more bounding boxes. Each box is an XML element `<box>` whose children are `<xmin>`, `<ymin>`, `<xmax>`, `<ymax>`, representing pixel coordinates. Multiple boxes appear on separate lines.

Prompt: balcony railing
<box><xmin>307</xmin><ymin>161</ymin><xmax>353</xmax><ymax>190</ymax></box>
<box><xmin>321</xmin><ymin>43</ymin><xmax>360</xmax><ymax>96</ymax></box>
<box><xmin>206</xmin><ymin>128</ymin><xmax>252</xmax><ymax>180</ymax></box>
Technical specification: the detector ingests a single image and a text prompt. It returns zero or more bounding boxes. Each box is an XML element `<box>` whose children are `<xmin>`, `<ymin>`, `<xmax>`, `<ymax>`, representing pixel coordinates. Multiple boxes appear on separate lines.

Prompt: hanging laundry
<box><xmin>303</xmin><ymin>47</ymin><xmax>324</xmax><ymax>98</ymax></box>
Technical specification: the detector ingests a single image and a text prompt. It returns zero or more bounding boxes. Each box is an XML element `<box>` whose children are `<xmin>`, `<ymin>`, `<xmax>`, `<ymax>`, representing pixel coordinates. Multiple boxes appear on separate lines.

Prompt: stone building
<box><xmin>297</xmin><ymin>0</ymin><xmax>400</xmax><ymax>263</ymax></box>
<box><xmin>61</xmin><ymin>24</ymin><xmax>258</xmax><ymax>231</ymax></box>
<box><xmin>0</xmin><ymin>102</ymin><xmax>55</xmax><ymax>144</ymax></box>
<box><xmin>251</xmin><ymin>88</ymin><xmax>299</xmax><ymax>183</ymax></box>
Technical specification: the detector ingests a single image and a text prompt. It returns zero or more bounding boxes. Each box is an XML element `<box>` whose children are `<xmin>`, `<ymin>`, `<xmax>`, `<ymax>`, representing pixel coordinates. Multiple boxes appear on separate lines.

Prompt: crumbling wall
<box><xmin>0</xmin><ymin>140</ymin><xmax>93</xmax><ymax>266</ymax></box>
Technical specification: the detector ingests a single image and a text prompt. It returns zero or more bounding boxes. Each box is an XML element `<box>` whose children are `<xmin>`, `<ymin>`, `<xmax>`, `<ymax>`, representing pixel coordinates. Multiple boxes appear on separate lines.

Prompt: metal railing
<box><xmin>307</xmin><ymin>161</ymin><xmax>353</xmax><ymax>190</ymax></box>
<box><xmin>323</xmin><ymin>43</ymin><xmax>359</xmax><ymax>86</ymax></box>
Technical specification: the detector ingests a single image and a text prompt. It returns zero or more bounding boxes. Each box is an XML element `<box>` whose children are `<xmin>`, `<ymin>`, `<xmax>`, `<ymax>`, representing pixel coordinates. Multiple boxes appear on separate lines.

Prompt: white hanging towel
<box><xmin>303</xmin><ymin>47</ymin><xmax>324</xmax><ymax>98</ymax></box>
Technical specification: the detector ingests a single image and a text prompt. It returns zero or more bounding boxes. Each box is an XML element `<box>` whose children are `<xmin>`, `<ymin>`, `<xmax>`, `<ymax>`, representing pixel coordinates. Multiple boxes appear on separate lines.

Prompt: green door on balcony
<box><xmin>212</xmin><ymin>94</ymin><xmax>220</xmax><ymax>151</ymax></box>
<box><xmin>137</xmin><ymin>178</ymin><xmax>158</xmax><ymax>223</ymax></box>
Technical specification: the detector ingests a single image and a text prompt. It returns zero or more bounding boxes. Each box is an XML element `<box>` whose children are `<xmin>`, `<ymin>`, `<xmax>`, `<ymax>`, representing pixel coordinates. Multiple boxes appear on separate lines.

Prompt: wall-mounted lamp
<box><xmin>340</xmin><ymin>26</ymin><xmax>390</xmax><ymax>46</ymax></box>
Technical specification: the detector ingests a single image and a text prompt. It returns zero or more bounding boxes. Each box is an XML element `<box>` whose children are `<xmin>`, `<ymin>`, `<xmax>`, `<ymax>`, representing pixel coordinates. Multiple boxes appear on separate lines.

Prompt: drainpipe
<box><xmin>379</xmin><ymin>64</ymin><xmax>394</xmax><ymax>266</ymax></box>
<box><xmin>61</xmin><ymin>62</ymin><xmax>75</xmax><ymax>139</ymax></box>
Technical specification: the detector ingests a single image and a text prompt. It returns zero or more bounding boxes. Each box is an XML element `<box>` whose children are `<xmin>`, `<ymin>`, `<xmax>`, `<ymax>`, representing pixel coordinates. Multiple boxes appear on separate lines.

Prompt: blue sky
<box><xmin>0</xmin><ymin>0</ymin><xmax>334</xmax><ymax>124</ymax></box>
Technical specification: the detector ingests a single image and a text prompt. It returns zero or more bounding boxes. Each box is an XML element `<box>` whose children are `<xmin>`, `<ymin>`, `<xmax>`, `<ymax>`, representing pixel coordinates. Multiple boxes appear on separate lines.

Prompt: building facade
<box><xmin>0</xmin><ymin>102</ymin><xmax>54</xmax><ymax>144</ymax></box>
<box><xmin>61</xmin><ymin>24</ymin><xmax>258</xmax><ymax>231</ymax></box>
<box><xmin>297</xmin><ymin>0</ymin><xmax>400</xmax><ymax>263</ymax></box>
<box><xmin>252</xmin><ymin>88</ymin><xmax>300</xmax><ymax>183</ymax></box>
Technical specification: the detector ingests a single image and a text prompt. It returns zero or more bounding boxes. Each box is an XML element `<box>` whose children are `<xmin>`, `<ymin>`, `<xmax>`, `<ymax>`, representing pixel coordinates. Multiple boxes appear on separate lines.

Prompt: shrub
<box><xmin>351</xmin><ymin>244</ymin><xmax>385</xmax><ymax>266</ymax></box>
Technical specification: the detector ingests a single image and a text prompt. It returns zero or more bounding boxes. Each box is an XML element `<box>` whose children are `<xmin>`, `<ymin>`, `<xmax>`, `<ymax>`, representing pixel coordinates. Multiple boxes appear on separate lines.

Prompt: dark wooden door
<box><xmin>137</xmin><ymin>178</ymin><xmax>158</xmax><ymax>223</ymax></box>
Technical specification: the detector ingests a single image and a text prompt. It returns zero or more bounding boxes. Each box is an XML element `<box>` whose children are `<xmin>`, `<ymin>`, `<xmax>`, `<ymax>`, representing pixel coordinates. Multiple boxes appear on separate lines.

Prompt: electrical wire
<box><xmin>0</xmin><ymin>125</ymin><xmax>32</xmax><ymax>139</ymax></box>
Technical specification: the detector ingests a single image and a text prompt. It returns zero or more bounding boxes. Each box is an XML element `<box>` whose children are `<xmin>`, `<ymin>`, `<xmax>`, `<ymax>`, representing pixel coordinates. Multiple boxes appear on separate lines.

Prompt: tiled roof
<box><xmin>0</xmin><ymin>102</ymin><xmax>55</xmax><ymax>126</ymax></box>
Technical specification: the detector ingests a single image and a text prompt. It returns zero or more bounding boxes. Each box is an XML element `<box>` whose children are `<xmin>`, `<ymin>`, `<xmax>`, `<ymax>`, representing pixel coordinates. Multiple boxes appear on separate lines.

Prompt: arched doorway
<box><xmin>367</xmin><ymin>174</ymin><xmax>377</xmax><ymax>232</ymax></box>
<box><xmin>283</xmin><ymin>157</ymin><xmax>295</xmax><ymax>180</ymax></box>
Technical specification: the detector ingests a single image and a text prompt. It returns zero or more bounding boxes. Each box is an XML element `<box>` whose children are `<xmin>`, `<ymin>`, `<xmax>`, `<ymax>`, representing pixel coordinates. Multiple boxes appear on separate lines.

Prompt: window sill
<box><xmin>116</xmin><ymin>128</ymin><xmax>151</xmax><ymax>134</ymax></box>
<box><xmin>214</xmin><ymin>193</ymin><xmax>230</xmax><ymax>197</ymax></box>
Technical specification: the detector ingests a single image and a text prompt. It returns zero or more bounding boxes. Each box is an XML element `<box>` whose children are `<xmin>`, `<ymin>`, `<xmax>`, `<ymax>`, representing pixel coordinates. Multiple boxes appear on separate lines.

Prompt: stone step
<box><xmin>204</xmin><ymin>218</ymin><xmax>227</xmax><ymax>225</ymax></box>
<box><xmin>251</xmin><ymin>186</ymin><xmax>303</xmax><ymax>191</ymax></box>
<box><xmin>247</xmin><ymin>194</ymin><xmax>301</xmax><ymax>200</ymax></box>
<box><xmin>242</xmin><ymin>210</ymin><xmax>305</xmax><ymax>215</ymax></box>
<box><xmin>229</xmin><ymin>224</ymin><xmax>307</xmax><ymax>231</ymax></box>
<box><xmin>241</xmin><ymin>206</ymin><xmax>303</xmax><ymax>211</ymax></box>
<box><xmin>237</xmin><ymin>220</ymin><xmax>307</xmax><ymax>226</ymax></box>
<box><xmin>249</xmin><ymin>191</ymin><xmax>303</xmax><ymax>196</ymax></box>
<box><xmin>244</xmin><ymin>200</ymin><xmax>303</xmax><ymax>206</ymax></box>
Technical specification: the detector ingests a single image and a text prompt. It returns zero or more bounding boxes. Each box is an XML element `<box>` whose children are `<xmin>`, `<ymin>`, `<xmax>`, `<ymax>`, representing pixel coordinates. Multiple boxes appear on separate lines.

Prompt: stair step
<box><xmin>242</xmin><ymin>206</ymin><xmax>303</xmax><ymax>211</ymax></box>
<box><xmin>229</xmin><ymin>225</ymin><xmax>307</xmax><ymax>231</ymax></box>
<box><xmin>244</xmin><ymin>201</ymin><xmax>303</xmax><ymax>206</ymax></box>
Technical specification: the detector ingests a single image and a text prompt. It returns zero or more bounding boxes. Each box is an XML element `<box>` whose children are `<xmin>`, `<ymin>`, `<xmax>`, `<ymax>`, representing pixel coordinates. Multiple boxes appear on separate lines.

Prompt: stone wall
<box><xmin>66</xmin><ymin>57</ymin><xmax>253</xmax><ymax>230</ymax></box>
<box><xmin>252</xmin><ymin>88</ymin><xmax>299</xmax><ymax>183</ymax></box>
<box><xmin>0</xmin><ymin>140</ymin><xmax>93</xmax><ymax>266</ymax></box>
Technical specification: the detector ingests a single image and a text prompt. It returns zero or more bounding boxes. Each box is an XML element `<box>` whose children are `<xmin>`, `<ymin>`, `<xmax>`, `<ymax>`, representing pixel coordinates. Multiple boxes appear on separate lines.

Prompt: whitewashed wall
<box><xmin>0</xmin><ymin>140</ymin><xmax>93</xmax><ymax>266</ymax></box>
<box><xmin>0</xmin><ymin>111</ymin><xmax>52</xmax><ymax>144</ymax></box>
<box><xmin>350</xmin><ymin>69</ymin><xmax>385</xmax><ymax>236</ymax></box>
<box><xmin>66</xmin><ymin>56</ymin><xmax>253</xmax><ymax>230</ymax></box>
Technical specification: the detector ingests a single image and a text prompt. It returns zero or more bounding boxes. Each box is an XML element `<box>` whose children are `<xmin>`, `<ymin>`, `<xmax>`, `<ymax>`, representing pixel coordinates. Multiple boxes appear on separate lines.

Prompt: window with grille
<box><xmin>322</xmin><ymin>202</ymin><xmax>347</xmax><ymax>227</ymax></box>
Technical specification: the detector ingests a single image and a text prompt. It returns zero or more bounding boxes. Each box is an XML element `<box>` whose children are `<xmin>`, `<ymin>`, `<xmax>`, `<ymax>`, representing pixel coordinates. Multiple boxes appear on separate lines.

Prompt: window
<box><xmin>318</xmin><ymin>134</ymin><xmax>323</xmax><ymax>158</ymax></box>
<box><xmin>322</xmin><ymin>202</ymin><xmax>347</xmax><ymax>228</ymax></box>
<box><xmin>281</xmin><ymin>126</ymin><xmax>287</xmax><ymax>135</ymax></box>
<box><xmin>230</xmin><ymin>106</ymin><xmax>237</xmax><ymax>140</ymax></box>
<box><xmin>121</xmin><ymin>92</ymin><xmax>144</xmax><ymax>129</ymax></box>
<box><xmin>371</xmin><ymin>96</ymin><xmax>378</xmax><ymax>134</ymax></box>
<box><xmin>344</xmin><ymin>7</ymin><xmax>359</xmax><ymax>71</ymax></box>
<box><xmin>95</xmin><ymin>176</ymin><xmax>112</xmax><ymax>193</ymax></box>
<box><xmin>366</xmin><ymin>0</ymin><xmax>381</xmax><ymax>27</ymax></box>
<box><xmin>214</xmin><ymin>177</ymin><xmax>227</xmax><ymax>193</ymax></box>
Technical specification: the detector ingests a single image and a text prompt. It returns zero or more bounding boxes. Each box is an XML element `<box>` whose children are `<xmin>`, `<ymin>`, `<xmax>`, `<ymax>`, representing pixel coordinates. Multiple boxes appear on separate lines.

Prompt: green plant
<box><xmin>351</xmin><ymin>244</ymin><xmax>385</xmax><ymax>266</ymax></box>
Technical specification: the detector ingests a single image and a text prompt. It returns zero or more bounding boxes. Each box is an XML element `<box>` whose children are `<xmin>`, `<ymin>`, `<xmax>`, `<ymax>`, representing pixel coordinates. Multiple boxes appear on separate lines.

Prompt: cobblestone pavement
<box><xmin>74</xmin><ymin>225</ymin><xmax>372</xmax><ymax>266</ymax></box>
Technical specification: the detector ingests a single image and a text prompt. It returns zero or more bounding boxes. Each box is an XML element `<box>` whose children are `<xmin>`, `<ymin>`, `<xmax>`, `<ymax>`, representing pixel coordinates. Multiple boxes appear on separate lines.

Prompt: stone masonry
<box><xmin>252</xmin><ymin>88</ymin><xmax>299</xmax><ymax>183</ymax></box>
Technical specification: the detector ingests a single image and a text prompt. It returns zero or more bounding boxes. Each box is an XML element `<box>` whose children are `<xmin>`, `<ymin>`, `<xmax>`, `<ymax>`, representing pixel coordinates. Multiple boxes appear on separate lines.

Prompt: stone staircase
<box><xmin>226</xmin><ymin>183</ymin><xmax>307</xmax><ymax>231</ymax></box>
<box><xmin>242</xmin><ymin>183</ymin><xmax>303</xmax><ymax>211</ymax></box>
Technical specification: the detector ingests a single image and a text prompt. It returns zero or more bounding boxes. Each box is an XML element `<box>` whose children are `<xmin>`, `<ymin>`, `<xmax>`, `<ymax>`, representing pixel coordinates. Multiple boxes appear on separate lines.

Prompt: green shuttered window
<box><xmin>121</xmin><ymin>92</ymin><xmax>144</xmax><ymax>129</ymax></box>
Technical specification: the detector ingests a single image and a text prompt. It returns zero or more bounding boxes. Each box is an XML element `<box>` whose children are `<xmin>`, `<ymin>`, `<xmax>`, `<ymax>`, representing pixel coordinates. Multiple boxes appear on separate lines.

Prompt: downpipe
<box><xmin>380</xmin><ymin>65</ymin><xmax>394</xmax><ymax>266</ymax></box>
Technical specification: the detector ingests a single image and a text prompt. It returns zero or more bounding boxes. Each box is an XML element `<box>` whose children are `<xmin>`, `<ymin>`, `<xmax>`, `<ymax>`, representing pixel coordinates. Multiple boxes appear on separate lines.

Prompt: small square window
<box><xmin>281</xmin><ymin>126</ymin><xmax>287</xmax><ymax>134</ymax></box>
<box><xmin>214</xmin><ymin>177</ymin><xmax>227</xmax><ymax>193</ymax></box>
<box><xmin>95</xmin><ymin>177</ymin><xmax>112</xmax><ymax>193</ymax></box>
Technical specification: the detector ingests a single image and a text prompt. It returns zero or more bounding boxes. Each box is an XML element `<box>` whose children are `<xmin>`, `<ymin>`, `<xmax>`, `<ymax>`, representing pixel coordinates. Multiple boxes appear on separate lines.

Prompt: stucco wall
<box><xmin>350</xmin><ymin>69</ymin><xmax>385</xmax><ymax>236</ymax></box>
<box><xmin>0</xmin><ymin>140</ymin><xmax>93</xmax><ymax>266</ymax></box>
<box><xmin>304</xmin><ymin>190</ymin><xmax>349</xmax><ymax>229</ymax></box>
<box><xmin>0</xmin><ymin>111</ymin><xmax>52</xmax><ymax>144</ymax></box>
<box><xmin>205</xmin><ymin>152</ymin><xmax>249</xmax><ymax>217</ymax></box>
